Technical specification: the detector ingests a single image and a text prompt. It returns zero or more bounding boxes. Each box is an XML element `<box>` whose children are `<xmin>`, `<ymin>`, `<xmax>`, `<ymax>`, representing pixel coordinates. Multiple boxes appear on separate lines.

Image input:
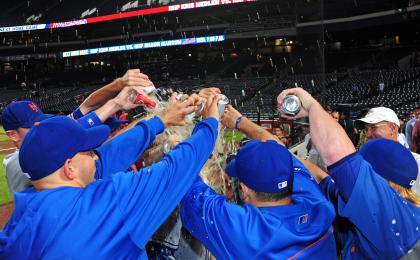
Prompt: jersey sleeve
<box><xmin>327</xmin><ymin>153</ymin><xmax>359</xmax><ymax>201</ymax></box>
<box><xmin>319</xmin><ymin>176</ymin><xmax>339</xmax><ymax>206</ymax></box>
<box><xmin>329</xmin><ymin>153</ymin><xmax>420</xmax><ymax>258</ymax></box>
<box><xmin>111</xmin><ymin>118</ymin><xmax>218</xmax><ymax>247</ymax></box>
<box><xmin>95</xmin><ymin>116</ymin><xmax>165</xmax><ymax>179</ymax></box>
<box><xmin>291</xmin><ymin>157</ymin><xmax>328</xmax><ymax>202</ymax></box>
<box><xmin>180</xmin><ymin>179</ymin><xmax>254</xmax><ymax>259</ymax></box>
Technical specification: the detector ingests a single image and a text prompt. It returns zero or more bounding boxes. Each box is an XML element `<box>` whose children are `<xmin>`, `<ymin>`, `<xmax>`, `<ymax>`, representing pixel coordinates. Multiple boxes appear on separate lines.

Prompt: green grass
<box><xmin>0</xmin><ymin>126</ymin><xmax>9</xmax><ymax>142</ymax></box>
<box><xmin>0</xmin><ymin>154</ymin><xmax>13</xmax><ymax>205</ymax></box>
<box><xmin>224</xmin><ymin>130</ymin><xmax>245</xmax><ymax>142</ymax></box>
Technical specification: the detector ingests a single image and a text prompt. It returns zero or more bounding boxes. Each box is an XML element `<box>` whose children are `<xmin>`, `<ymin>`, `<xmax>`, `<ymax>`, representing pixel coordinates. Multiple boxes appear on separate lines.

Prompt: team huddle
<box><xmin>0</xmin><ymin>69</ymin><xmax>419</xmax><ymax>259</ymax></box>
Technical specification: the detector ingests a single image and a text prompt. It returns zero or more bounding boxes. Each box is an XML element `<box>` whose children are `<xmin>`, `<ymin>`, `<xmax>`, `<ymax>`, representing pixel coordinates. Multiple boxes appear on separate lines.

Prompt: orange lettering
<box><xmin>28</xmin><ymin>103</ymin><xmax>39</xmax><ymax>112</ymax></box>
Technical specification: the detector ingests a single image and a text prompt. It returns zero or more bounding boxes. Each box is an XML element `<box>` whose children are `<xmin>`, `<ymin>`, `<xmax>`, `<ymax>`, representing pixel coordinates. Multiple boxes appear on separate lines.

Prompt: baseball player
<box><xmin>356</xmin><ymin>106</ymin><xmax>420</xmax><ymax>195</ymax></box>
<box><xmin>0</xmin><ymin>94</ymin><xmax>221</xmax><ymax>258</ymax></box>
<box><xmin>180</xmin><ymin>105</ymin><xmax>337</xmax><ymax>258</ymax></box>
<box><xmin>1</xmin><ymin>84</ymin><xmax>147</xmax><ymax>193</ymax></box>
<box><xmin>277</xmin><ymin>88</ymin><xmax>420</xmax><ymax>259</ymax></box>
<box><xmin>2</xmin><ymin>101</ymin><xmax>102</xmax><ymax>193</ymax></box>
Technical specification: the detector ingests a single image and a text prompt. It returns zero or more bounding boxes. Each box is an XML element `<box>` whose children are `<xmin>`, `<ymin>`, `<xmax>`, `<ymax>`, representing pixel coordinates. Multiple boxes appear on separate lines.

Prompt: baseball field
<box><xmin>0</xmin><ymin>126</ymin><xmax>15</xmax><ymax>228</ymax></box>
<box><xmin>0</xmin><ymin>126</ymin><xmax>13</xmax><ymax>204</ymax></box>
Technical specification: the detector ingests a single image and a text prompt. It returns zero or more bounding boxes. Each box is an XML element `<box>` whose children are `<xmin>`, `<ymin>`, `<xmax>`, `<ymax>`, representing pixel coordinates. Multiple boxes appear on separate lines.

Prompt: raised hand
<box><xmin>202</xmin><ymin>94</ymin><xmax>222</xmax><ymax>121</ymax></box>
<box><xmin>277</xmin><ymin>88</ymin><xmax>318</xmax><ymax>119</ymax></box>
<box><xmin>221</xmin><ymin>105</ymin><xmax>242</xmax><ymax>129</ymax></box>
<box><xmin>198</xmin><ymin>87</ymin><xmax>221</xmax><ymax>99</ymax></box>
<box><xmin>112</xmin><ymin>86</ymin><xmax>148</xmax><ymax>111</ymax></box>
<box><xmin>118</xmin><ymin>69</ymin><xmax>154</xmax><ymax>89</ymax></box>
<box><xmin>158</xmin><ymin>92</ymin><xmax>198</xmax><ymax>126</ymax></box>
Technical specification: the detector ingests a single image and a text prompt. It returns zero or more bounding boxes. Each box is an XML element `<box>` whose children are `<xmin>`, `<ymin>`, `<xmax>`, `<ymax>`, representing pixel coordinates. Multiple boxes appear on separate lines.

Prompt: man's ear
<box><xmin>390</xmin><ymin>123</ymin><xmax>399</xmax><ymax>137</ymax></box>
<box><xmin>63</xmin><ymin>159</ymin><xmax>76</xmax><ymax>180</ymax></box>
<box><xmin>5</xmin><ymin>130</ymin><xmax>19</xmax><ymax>142</ymax></box>
<box><xmin>239</xmin><ymin>182</ymin><xmax>251</xmax><ymax>200</ymax></box>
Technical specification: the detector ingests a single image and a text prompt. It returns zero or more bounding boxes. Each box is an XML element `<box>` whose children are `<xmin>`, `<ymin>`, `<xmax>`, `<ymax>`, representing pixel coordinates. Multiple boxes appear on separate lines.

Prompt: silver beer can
<box><xmin>218</xmin><ymin>94</ymin><xmax>229</xmax><ymax>118</ymax></box>
<box><xmin>280</xmin><ymin>95</ymin><xmax>301</xmax><ymax>116</ymax></box>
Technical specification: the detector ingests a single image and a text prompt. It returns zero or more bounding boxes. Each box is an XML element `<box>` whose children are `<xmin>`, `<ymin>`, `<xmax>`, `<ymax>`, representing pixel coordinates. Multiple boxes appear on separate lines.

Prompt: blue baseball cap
<box><xmin>1</xmin><ymin>101</ymin><xmax>54</xmax><ymax>131</ymax></box>
<box><xmin>226</xmin><ymin>140</ymin><xmax>293</xmax><ymax>193</ymax></box>
<box><xmin>359</xmin><ymin>138</ymin><xmax>418</xmax><ymax>188</ymax></box>
<box><xmin>19</xmin><ymin>116</ymin><xmax>111</xmax><ymax>180</ymax></box>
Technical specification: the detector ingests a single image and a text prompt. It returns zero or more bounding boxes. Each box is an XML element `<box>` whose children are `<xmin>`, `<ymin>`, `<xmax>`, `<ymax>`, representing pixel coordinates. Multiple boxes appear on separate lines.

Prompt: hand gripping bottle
<box><xmin>129</xmin><ymin>91</ymin><xmax>157</xmax><ymax>109</ymax></box>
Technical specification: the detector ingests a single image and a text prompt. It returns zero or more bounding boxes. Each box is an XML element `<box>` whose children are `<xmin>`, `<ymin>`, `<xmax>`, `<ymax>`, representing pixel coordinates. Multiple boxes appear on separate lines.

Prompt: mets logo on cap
<box><xmin>28</xmin><ymin>102</ymin><xmax>39</xmax><ymax>112</ymax></box>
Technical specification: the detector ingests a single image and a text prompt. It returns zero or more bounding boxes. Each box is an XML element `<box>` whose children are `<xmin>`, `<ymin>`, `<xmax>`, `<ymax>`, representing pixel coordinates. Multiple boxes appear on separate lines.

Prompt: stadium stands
<box><xmin>1</xmin><ymin>0</ymin><xmax>420</xmax><ymax>122</ymax></box>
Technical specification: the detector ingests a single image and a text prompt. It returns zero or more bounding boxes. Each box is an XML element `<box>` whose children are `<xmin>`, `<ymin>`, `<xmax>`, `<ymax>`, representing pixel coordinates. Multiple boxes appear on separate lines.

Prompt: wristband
<box><xmin>76</xmin><ymin>112</ymin><xmax>102</xmax><ymax>129</ymax></box>
<box><xmin>234</xmin><ymin>115</ymin><xmax>244</xmax><ymax>130</ymax></box>
<box><xmin>69</xmin><ymin>107</ymin><xmax>84</xmax><ymax>120</ymax></box>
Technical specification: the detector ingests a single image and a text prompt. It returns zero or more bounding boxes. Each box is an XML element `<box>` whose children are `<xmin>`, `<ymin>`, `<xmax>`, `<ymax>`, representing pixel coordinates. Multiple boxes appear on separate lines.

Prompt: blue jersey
<box><xmin>0</xmin><ymin>118</ymin><xmax>218</xmax><ymax>259</ymax></box>
<box><xmin>320</xmin><ymin>153</ymin><xmax>420</xmax><ymax>259</ymax></box>
<box><xmin>94</xmin><ymin>116</ymin><xmax>165</xmax><ymax>180</ymax></box>
<box><xmin>180</xmin><ymin>157</ymin><xmax>337</xmax><ymax>259</ymax></box>
<box><xmin>1</xmin><ymin>107</ymin><xmax>130</xmax><ymax>195</ymax></box>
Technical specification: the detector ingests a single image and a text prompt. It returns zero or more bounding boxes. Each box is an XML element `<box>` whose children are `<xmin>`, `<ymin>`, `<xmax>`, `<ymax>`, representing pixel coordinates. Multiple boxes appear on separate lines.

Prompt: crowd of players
<box><xmin>0</xmin><ymin>69</ymin><xmax>419</xmax><ymax>259</ymax></box>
